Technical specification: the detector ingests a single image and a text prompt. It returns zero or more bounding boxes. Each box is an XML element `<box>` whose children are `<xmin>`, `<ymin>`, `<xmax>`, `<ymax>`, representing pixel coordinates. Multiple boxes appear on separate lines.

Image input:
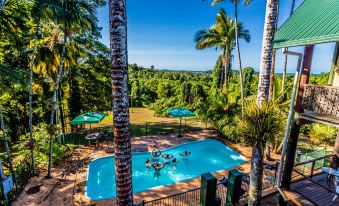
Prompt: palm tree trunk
<box><xmin>268</xmin><ymin>2</ymin><xmax>279</xmax><ymax>101</ymax></box>
<box><xmin>28</xmin><ymin>20</ymin><xmax>40</xmax><ymax>175</ymax></box>
<box><xmin>222</xmin><ymin>49</ymin><xmax>229</xmax><ymax>92</ymax></box>
<box><xmin>281</xmin><ymin>0</ymin><xmax>295</xmax><ymax>94</ymax></box>
<box><xmin>257</xmin><ymin>0</ymin><xmax>278</xmax><ymax>107</ymax></box>
<box><xmin>252</xmin><ymin>1</ymin><xmax>278</xmax><ymax>205</ymax></box>
<box><xmin>109</xmin><ymin>0</ymin><xmax>133</xmax><ymax>205</ymax></box>
<box><xmin>47</xmin><ymin>36</ymin><xmax>67</xmax><ymax>178</ymax></box>
<box><xmin>268</xmin><ymin>49</ymin><xmax>276</xmax><ymax>100</ymax></box>
<box><xmin>0</xmin><ymin>105</ymin><xmax>18</xmax><ymax>194</ymax></box>
<box><xmin>265</xmin><ymin>143</ymin><xmax>271</xmax><ymax>160</ymax></box>
<box><xmin>58</xmin><ymin>88</ymin><xmax>66</xmax><ymax>134</ymax></box>
<box><xmin>281</xmin><ymin>53</ymin><xmax>287</xmax><ymax>94</ymax></box>
<box><xmin>234</xmin><ymin>3</ymin><xmax>245</xmax><ymax>117</ymax></box>
<box><xmin>267</xmin><ymin>2</ymin><xmax>279</xmax><ymax>157</ymax></box>
<box><xmin>249</xmin><ymin>145</ymin><xmax>264</xmax><ymax>206</ymax></box>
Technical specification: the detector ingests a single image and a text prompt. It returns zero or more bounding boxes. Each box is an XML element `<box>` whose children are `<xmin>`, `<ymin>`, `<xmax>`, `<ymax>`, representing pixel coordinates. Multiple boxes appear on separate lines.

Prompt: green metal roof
<box><xmin>274</xmin><ymin>0</ymin><xmax>339</xmax><ymax>49</ymax></box>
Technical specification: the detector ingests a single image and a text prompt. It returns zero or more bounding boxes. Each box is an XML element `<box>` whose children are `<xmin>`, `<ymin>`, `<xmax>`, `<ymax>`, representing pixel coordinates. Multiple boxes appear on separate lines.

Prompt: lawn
<box><xmin>100</xmin><ymin>107</ymin><xmax>205</xmax><ymax>137</ymax></box>
<box><xmin>64</xmin><ymin>108</ymin><xmax>206</xmax><ymax>144</ymax></box>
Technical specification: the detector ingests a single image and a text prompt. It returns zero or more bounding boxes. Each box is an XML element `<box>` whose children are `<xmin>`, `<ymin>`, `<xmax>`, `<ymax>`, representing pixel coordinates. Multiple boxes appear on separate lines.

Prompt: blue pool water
<box><xmin>86</xmin><ymin>139</ymin><xmax>245</xmax><ymax>200</ymax></box>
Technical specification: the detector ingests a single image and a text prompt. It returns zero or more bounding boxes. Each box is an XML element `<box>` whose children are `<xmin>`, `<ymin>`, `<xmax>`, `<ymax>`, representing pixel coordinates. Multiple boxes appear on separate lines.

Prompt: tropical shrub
<box><xmin>13</xmin><ymin>123</ymin><xmax>74</xmax><ymax>171</ymax></box>
<box><xmin>308</xmin><ymin>123</ymin><xmax>337</xmax><ymax>145</ymax></box>
<box><xmin>236</xmin><ymin>101</ymin><xmax>283</xmax><ymax>147</ymax></box>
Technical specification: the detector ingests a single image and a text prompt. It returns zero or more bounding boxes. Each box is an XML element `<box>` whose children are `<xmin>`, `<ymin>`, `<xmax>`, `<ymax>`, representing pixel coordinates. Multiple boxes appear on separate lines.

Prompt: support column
<box><xmin>281</xmin><ymin>122</ymin><xmax>301</xmax><ymax>190</ymax></box>
<box><xmin>279</xmin><ymin>45</ymin><xmax>314</xmax><ymax>206</ymax></box>
<box><xmin>226</xmin><ymin>170</ymin><xmax>243</xmax><ymax>205</ymax></box>
<box><xmin>200</xmin><ymin>173</ymin><xmax>217</xmax><ymax>206</ymax></box>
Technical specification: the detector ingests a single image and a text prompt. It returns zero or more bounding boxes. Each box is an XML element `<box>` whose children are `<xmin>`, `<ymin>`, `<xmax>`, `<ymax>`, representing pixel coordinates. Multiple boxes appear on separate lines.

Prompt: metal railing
<box><xmin>296</xmin><ymin>148</ymin><xmax>327</xmax><ymax>174</ymax></box>
<box><xmin>292</xmin><ymin>154</ymin><xmax>333</xmax><ymax>179</ymax></box>
<box><xmin>291</xmin><ymin>154</ymin><xmax>339</xmax><ymax>197</ymax></box>
<box><xmin>138</xmin><ymin>187</ymin><xmax>206</xmax><ymax>206</ymax></box>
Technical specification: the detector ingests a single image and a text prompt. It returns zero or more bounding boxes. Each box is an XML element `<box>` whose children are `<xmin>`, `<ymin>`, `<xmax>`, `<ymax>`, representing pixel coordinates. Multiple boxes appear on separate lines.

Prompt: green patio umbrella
<box><xmin>167</xmin><ymin>108</ymin><xmax>195</xmax><ymax>137</ymax></box>
<box><xmin>70</xmin><ymin>112</ymin><xmax>106</xmax><ymax>126</ymax></box>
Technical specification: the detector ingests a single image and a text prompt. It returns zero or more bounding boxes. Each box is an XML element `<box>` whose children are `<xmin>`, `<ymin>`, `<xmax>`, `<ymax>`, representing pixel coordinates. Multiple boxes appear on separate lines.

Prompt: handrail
<box><xmin>293</xmin><ymin>154</ymin><xmax>333</xmax><ymax>167</ymax></box>
<box><xmin>304</xmin><ymin>84</ymin><xmax>339</xmax><ymax>88</ymax></box>
<box><xmin>140</xmin><ymin>186</ymin><xmax>206</xmax><ymax>204</ymax></box>
<box><xmin>292</xmin><ymin>169</ymin><xmax>339</xmax><ymax>196</ymax></box>
<box><xmin>290</xmin><ymin>154</ymin><xmax>339</xmax><ymax>199</ymax></box>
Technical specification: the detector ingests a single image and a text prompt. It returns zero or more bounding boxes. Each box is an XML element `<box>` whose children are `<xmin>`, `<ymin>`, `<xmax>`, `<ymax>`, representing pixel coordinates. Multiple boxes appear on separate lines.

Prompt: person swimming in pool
<box><xmin>145</xmin><ymin>159</ymin><xmax>151</xmax><ymax>168</ymax></box>
<box><xmin>180</xmin><ymin>150</ymin><xmax>191</xmax><ymax>160</ymax></box>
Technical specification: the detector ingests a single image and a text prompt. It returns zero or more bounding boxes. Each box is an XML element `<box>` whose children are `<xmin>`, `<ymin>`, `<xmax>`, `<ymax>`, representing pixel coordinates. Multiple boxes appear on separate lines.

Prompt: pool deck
<box><xmin>13</xmin><ymin>129</ymin><xmax>280</xmax><ymax>206</ymax></box>
<box><xmin>73</xmin><ymin>129</ymin><xmax>244</xmax><ymax>205</ymax></box>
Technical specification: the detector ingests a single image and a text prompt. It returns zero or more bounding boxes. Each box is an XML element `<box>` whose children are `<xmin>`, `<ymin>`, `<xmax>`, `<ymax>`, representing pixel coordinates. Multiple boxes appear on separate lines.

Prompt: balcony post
<box><xmin>279</xmin><ymin>45</ymin><xmax>314</xmax><ymax>206</ymax></box>
<box><xmin>226</xmin><ymin>169</ymin><xmax>243</xmax><ymax>205</ymax></box>
<box><xmin>200</xmin><ymin>172</ymin><xmax>217</xmax><ymax>206</ymax></box>
<box><xmin>295</xmin><ymin>45</ymin><xmax>314</xmax><ymax>113</ymax></box>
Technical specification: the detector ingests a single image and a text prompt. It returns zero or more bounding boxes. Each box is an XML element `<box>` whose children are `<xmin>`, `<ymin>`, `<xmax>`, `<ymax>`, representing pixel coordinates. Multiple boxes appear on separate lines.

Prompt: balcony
<box><xmin>301</xmin><ymin>84</ymin><xmax>339</xmax><ymax>127</ymax></box>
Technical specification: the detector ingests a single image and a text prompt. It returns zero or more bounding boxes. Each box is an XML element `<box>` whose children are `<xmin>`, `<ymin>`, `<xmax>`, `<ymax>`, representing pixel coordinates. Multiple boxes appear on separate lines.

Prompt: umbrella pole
<box><xmin>179</xmin><ymin>118</ymin><xmax>182</xmax><ymax>138</ymax></box>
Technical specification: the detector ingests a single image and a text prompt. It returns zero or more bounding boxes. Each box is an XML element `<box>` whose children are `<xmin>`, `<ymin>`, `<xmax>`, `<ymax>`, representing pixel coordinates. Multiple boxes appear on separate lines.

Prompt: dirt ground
<box><xmin>13</xmin><ymin>130</ymin><xmax>280</xmax><ymax>206</ymax></box>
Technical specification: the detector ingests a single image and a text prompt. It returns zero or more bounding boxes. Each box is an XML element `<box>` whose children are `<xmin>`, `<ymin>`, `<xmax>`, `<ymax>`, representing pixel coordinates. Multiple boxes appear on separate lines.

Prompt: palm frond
<box><xmin>211</xmin><ymin>0</ymin><xmax>224</xmax><ymax>7</ymax></box>
<box><xmin>0</xmin><ymin>64</ymin><xmax>28</xmax><ymax>85</ymax></box>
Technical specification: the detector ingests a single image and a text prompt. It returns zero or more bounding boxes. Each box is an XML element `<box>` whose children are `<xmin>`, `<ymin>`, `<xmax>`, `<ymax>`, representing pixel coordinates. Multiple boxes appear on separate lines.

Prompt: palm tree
<box><xmin>0</xmin><ymin>105</ymin><xmax>18</xmax><ymax>194</ymax></box>
<box><xmin>194</xmin><ymin>8</ymin><xmax>250</xmax><ymax>92</ymax></box>
<box><xmin>46</xmin><ymin>0</ymin><xmax>101</xmax><ymax>178</ymax></box>
<box><xmin>211</xmin><ymin>0</ymin><xmax>252</xmax><ymax>116</ymax></box>
<box><xmin>0</xmin><ymin>0</ymin><xmax>28</xmax><ymax>34</ymax></box>
<box><xmin>0</xmin><ymin>64</ymin><xmax>27</xmax><ymax>194</ymax></box>
<box><xmin>109</xmin><ymin>0</ymin><xmax>133</xmax><ymax>205</ymax></box>
<box><xmin>28</xmin><ymin>0</ymin><xmax>54</xmax><ymax>176</ymax></box>
<box><xmin>281</xmin><ymin>0</ymin><xmax>296</xmax><ymax>94</ymax></box>
<box><xmin>252</xmin><ymin>0</ymin><xmax>278</xmax><ymax>205</ymax></box>
<box><xmin>236</xmin><ymin>100</ymin><xmax>281</xmax><ymax>205</ymax></box>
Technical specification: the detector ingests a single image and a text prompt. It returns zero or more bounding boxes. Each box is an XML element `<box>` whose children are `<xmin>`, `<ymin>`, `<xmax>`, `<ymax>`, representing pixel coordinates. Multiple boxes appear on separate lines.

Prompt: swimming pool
<box><xmin>86</xmin><ymin>139</ymin><xmax>245</xmax><ymax>200</ymax></box>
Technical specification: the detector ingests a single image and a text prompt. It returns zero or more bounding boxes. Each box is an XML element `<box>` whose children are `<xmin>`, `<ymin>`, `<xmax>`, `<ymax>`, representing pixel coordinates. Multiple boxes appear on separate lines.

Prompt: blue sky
<box><xmin>96</xmin><ymin>0</ymin><xmax>336</xmax><ymax>73</ymax></box>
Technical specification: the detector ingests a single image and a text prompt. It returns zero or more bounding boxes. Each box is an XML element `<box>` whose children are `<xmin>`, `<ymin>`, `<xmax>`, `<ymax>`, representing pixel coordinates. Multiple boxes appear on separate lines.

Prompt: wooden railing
<box><xmin>302</xmin><ymin>84</ymin><xmax>339</xmax><ymax>117</ymax></box>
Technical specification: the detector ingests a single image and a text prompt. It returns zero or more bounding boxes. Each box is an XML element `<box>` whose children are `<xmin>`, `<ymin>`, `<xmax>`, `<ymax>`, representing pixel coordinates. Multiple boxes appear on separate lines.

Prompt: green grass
<box><xmin>64</xmin><ymin>108</ymin><xmax>205</xmax><ymax>144</ymax></box>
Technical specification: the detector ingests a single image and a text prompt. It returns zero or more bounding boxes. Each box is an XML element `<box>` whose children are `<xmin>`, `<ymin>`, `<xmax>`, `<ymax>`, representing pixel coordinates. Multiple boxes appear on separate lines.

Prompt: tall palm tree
<box><xmin>252</xmin><ymin>0</ymin><xmax>278</xmax><ymax>205</ymax></box>
<box><xmin>281</xmin><ymin>0</ymin><xmax>296</xmax><ymax>94</ymax></box>
<box><xmin>0</xmin><ymin>0</ymin><xmax>27</xmax><ymax>34</ymax></box>
<box><xmin>28</xmin><ymin>0</ymin><xmax>54</xmax><ymax>175</ymax></box>
<box><xmin>109</xmin><ymin>0</ymin><xmax>133</xmax><ymax>205</ymax></box>
<box><xmin>211</xmin><ymin>0</ymin><xmax>252</xmax><ymax>116</ymax></box>
<box><xmin>194</xmin><ymin>8</ymin><xmax>250</xmax><ymax>92</ymax></box>
<box><xmin>0</xmin><ymin>105</ymin><xmax>18</xmax><ymax>194</ymax></box>
<box><xmin>46</xmin><ymin>0</ymin><xmax>101</xmax><ymax>178</ymax></box>
<box><xmin>0</xmin><ymin>64</ymin><xmax>27</xmax><ymax>194</ymax></box>
<box><xmin>266</xmin><ymin>1</ymin><xmax>280</xmax><ymax>160</ymax></box>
